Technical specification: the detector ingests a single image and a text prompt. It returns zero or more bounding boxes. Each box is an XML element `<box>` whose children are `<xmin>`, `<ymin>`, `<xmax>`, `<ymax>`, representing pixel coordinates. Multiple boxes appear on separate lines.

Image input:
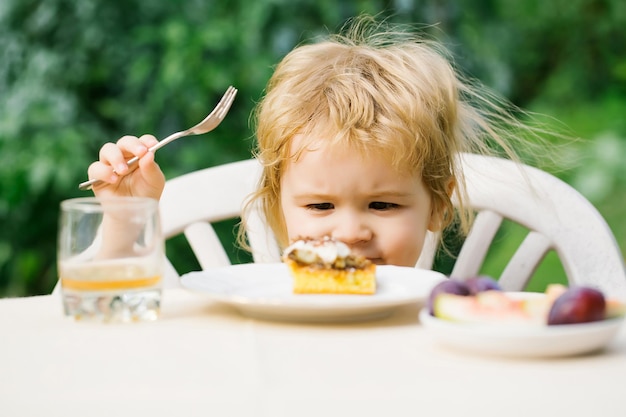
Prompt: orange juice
<box><xmin>59</xmin><ymin>260</ymin><xmax>162</xmax><ymax>322</ymax></box>
<box><xmin>60</xmin><ymin>261</ymin><xmax>162</xmax><ymax>292</ymax></box>
<box><xmin>61</xmin><ymin>275</ymin><xmax>161</xmax><ymax>291</ymax></box>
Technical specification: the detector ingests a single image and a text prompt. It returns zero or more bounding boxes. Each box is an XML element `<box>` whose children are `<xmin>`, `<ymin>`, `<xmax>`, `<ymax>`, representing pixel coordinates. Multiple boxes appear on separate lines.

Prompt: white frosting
<box><xmin>283</xmin><ymin>237</ymin><xmax>351</xmax><ymax>265</ymax></box>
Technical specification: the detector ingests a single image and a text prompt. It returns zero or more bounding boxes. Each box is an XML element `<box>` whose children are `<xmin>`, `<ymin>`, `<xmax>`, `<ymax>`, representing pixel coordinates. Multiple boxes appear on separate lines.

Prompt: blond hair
<box><xmin>241</xmin><ymin>15</ymin><xmax>539</xmax><ymax>251</ymax></box>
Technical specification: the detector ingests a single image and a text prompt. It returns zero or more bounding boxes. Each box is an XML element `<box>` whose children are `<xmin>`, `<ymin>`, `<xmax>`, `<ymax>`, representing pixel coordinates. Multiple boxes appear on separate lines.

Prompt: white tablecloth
<box><xmin>1</xmin><ymin>288</ymin><xmax>624</xmax><ymax>417</ymax></box>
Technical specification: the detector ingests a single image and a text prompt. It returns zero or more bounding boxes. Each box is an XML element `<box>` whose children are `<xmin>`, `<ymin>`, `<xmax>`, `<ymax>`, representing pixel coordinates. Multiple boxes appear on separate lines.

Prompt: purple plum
<box><xmin>547</xmin><ymin>286</ymin><xmax>606</xmax><ymax>325</ymax></box>
<box><xmin>427</xmin><ymin>279</ymin><xmax>470</xmax><ymax>315</ymax></box>
<box><xmin>464</xmin><ymin>276</ymin><xmax>502</xmax><ymax>295</ymax></box>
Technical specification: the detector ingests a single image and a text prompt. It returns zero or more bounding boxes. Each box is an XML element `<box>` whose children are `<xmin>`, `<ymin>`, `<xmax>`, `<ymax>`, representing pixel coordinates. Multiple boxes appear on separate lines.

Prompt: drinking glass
<box><xmin>57</xmin><ymin>197</ymin><xmax>164</xmax><ymax>322</ymax></box>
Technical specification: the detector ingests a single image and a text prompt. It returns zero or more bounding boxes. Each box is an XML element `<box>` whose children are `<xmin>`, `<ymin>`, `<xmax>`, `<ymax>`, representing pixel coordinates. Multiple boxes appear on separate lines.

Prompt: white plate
<box><xmin>419</xmin><ymin>300</ymin><xmax>625</xmax><ymax>358</ymax></box>
<box><xmin>180</xmin><ymin>263</ymin><xmax>447</xmax><ymax>322</ymax></box>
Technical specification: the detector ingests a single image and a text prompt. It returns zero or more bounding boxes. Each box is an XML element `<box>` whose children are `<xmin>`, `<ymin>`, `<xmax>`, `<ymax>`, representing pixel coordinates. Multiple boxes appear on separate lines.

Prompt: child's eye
<box><xmin>369</xmin><ymin>202</ymin><xmax>399</xmax><ymax>210</ymax></box>
<box><xmin>306</xmin><ymin>203</ymin><xmax>334</xmax><ymax>211</ymax></box>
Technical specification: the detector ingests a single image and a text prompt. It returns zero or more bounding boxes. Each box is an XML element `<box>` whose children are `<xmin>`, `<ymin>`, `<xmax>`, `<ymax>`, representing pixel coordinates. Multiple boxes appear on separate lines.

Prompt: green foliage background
<box><xmin>1</xmin><ymin>0</ymin><xmax>625</xmax><ymax>297</ymax></box>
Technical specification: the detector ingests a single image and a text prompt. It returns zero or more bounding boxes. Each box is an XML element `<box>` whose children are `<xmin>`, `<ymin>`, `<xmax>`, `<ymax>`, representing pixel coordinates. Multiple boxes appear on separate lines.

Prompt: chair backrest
<box><xmin>416</xmin><ymin>153</ymin><xmax>626</xmax><ymax>297</ymax></box>
<box><xmin>159</xmin><ymin>158</ymin><xmax>280</xmax><ymax>286</ymax></box>
<box><xmin>161</xmin><ymin>154</ymin><xmax>626</xmax><ymax>297</ymax></box>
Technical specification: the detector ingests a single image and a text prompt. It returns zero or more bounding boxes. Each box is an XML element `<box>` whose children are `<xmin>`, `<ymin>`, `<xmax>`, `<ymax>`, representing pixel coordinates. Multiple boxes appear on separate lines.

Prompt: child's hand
<box><xmin>87</xmin><ymin>134</ymin><xmax>165</xmax><ymax>200</ymax></box>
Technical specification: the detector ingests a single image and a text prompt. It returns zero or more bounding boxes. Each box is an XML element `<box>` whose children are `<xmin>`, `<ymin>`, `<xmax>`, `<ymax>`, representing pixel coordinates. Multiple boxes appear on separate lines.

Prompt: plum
<box><xmin>547</xmin><ymin>286</ymin><xmax>606</xmax><ymax>325</ymax></box>
<box><xmin>464</xmin><ymin>276</ymin><xmax>501</xmax><ymax>294</ymax></box>
<box><xmin>427</xmin><ymin>279</ymin><xmax>470</xmax><ymax>315</ymax></box>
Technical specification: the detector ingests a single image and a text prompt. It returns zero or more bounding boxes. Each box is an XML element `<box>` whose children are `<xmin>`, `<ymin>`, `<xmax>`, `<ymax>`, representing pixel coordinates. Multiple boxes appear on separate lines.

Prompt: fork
<box><xmin>78</xmin><ymin>86</ymin><xmax>238</xmax><ymax>190</ymax></box>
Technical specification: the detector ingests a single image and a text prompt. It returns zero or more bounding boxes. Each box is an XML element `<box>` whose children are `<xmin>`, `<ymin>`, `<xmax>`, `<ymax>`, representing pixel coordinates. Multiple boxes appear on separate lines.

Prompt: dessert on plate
<box><xmin>282</xmin><ymin>236</ymin><xmax>376</xmax><ymax>295</ymax></box>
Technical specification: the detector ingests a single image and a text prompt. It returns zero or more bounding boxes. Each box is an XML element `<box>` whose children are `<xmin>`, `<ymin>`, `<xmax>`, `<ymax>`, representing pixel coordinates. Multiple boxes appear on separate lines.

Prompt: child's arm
<box><xmin>86</xmin><ymin>134</ymin><xmax>166</xmax><ymax>259</ymax></box>
<box><xmin>88</xmin><ymin>134</ymin><xmax>165</xmax><ymax>201</ymax></box>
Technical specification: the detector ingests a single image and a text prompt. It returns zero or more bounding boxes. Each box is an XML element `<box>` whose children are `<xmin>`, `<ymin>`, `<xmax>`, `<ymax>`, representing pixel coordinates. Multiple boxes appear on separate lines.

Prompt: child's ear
<box><xmin>427</xmin><ymin>178</ymin><xmax>456</xmax><ymax>232</ymax></box>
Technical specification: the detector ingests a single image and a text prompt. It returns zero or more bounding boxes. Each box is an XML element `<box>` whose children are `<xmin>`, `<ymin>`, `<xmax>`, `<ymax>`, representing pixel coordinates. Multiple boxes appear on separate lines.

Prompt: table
<box><xmin>1</xmin><ymin>288</ymin><xmax>624</xmax><ymax>417</ymax></box>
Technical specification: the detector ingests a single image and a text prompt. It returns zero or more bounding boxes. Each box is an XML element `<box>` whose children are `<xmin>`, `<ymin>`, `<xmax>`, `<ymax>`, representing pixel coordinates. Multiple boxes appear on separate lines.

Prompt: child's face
<box><xmin>280</xmin><ymin>137</ymin><xmax>437</xmax><ymax>266</ymax></box>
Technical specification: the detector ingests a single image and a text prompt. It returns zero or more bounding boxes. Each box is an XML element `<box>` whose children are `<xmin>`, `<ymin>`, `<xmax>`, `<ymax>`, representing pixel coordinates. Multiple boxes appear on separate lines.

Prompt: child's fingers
<box><xmin>116</xmin><ymin>135</ymin><xmax>149</xmax><ymax>156</ymax></box>
<box><xmin>100</xmin><ymin>135</ymin><xmax>148</xmax><ymax>175</ymax></box>
<box><xmin>97</xmin><ymin>142</ymin><xmax>128</xmax><ymax>175</ymax></box>
<box><xmin>87</xmin><ymin>161</ymin><xmax>118</xmax><ymax>184</ymax></box>
<box><xmin>138</xmin><ymin>151</ymin><xmax>163</xmax><ymax>179</ymax></box>
<box><xmin>89</xmin><ymin>134</ymin><xmax>160</xmax><ymax>189</ymax></box>
<box><xmin>133</xmin><ymin>135</ymin><xmax>162</xmax><ymax>185</ymax></box>
<box><xmin>138</xmin><ymin>134</ymin><xmax>159</xmax><ymax>149</ymax></box>
<box><xmin>137</xmin><ymin>151</ymin><xmax>166</xmax><ymax>197</ymax></box>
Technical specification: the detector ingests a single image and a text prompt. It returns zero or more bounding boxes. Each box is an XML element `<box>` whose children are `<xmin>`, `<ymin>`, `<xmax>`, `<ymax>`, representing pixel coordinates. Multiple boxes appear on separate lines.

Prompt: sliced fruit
<box><xmin>427</xmin><ymin>280</ymin><xmax>470</xmax><ymax>315</ymax></box>
<box><xmin>433</xmin><ymin>291</ymin><xmax>548</xmax><ymax>325</ymax></box>
<box><xmin>428</xmin><ymin>279</ymin><xmax>623</xmax><ymax>326</ymax></box>
<box><xmin>606</xmin><ymin>299</ymin><xmax>626</xmax><ymax>319</ymax></box>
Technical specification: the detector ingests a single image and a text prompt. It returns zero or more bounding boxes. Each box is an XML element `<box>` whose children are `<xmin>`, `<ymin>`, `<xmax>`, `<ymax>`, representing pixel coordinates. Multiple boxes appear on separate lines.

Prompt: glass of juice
<box><xmin>57</xmin><ymin>197</ymin><xmax>164</xmax><ymax>322</ymax></box>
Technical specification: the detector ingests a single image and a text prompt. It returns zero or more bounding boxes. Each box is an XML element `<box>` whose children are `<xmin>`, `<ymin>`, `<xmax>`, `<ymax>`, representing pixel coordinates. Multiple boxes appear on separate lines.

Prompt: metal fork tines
<box><xmin>78</xmin><ymin>86</ymin><xmax>238</xmax><ymax>191</ymax></box>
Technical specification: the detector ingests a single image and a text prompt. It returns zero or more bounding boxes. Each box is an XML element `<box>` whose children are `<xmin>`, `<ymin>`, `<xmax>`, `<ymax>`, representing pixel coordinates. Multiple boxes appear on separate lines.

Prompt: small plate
<box><xmin>180</xmin><ymin>263</ymin><xmax>447</xmax><ymax>322</ymax></box>
<box><xmin>419</xmin><ymin>303</ymin><xmax>625</xmax><ymax>358</ymax></box>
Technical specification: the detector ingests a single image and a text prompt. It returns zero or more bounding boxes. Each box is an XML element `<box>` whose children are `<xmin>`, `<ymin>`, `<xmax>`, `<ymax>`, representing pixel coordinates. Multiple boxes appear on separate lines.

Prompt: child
<box><xmin>88</xmin><ymin>15</ymin><xmax>539</xmax><ymax>266</ymax></box>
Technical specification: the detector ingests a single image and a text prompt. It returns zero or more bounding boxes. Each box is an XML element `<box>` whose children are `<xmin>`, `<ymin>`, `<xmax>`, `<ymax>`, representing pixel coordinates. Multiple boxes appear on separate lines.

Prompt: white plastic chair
<box><xmin>416</xmin><ymin>153</ymin><xmax>626</xmax><ymax>297</ymax></box>
<box><xmin>161</xmin><ymin>154</ymin><xmax>626</xmax><ymax>297</ymax></box>
<box><xmin>159</xmin><ymin>158</ymin><xmax>280</xmax><ymax>287</ymax></box>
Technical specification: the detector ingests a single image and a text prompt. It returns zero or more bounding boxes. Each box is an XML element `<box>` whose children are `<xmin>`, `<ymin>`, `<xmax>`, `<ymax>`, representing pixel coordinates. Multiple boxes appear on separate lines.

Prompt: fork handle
<box><xmin>78</xmin><ymin>176</ymin><xmax>110</xmax><ymax>191</ymax></box>
<box><xmin>77</xmin><ymin>130</ymin><xmax>187</xmax><ymax>191</ymax></box>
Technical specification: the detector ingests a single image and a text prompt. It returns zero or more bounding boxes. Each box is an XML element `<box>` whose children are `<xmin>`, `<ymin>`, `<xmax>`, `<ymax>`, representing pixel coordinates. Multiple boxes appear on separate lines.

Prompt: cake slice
<box><xmin>282</xmin><ymin>237</ymin><xmax>376</xmax><ymax>294</ymax></box>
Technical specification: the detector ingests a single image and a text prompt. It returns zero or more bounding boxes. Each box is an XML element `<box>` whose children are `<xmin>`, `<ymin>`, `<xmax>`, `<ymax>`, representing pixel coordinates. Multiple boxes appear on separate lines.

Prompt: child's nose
<box><xmin>331</xmin><ymin>215</ymin><xmax>372</xmax><ymax>245</ymax></box>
